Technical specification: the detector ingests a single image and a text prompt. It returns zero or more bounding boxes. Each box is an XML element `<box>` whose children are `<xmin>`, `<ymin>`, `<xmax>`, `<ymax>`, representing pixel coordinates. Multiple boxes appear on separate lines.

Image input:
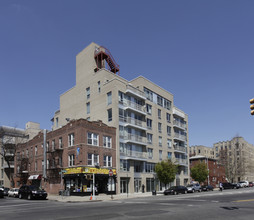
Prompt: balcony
<box><xmin>173</xmin><ymin>120</ymin><xmax>186</xmax><ymax>130</ymax></box>
<box><xmin>174</xmin><ymin>158</ymin><xmax>188</xmax><ymax>166</ymax></box>
<box><xmin>119</xmin><ymin>116</ymin><xmax>147</xmax><ymax>131</ymax></box>
<box><xmin>173</xmin><ymin>107</ymin><xmax>185</xmax><ymax>118</ymax></box>
<box><xmin>174</xmin><ymin>145</ymin><xmax>187</xmax><ymax>154</ymax></box>
<box><xmin>3</xmin><ymin>161</ymin><xmax>14</xmax><ymax>169</ymax></box>
<box><xmin>120</xmin><ymin>133</ymin><xmax>147</xmax><ymax>146</ymax></box>
<box><xmin>120</xmin><ymin>150</ymin><xmax>147</xmax><ymax>161</ymax></box>
<box><xmin>119</xmin><ymin>99</ymin><xmax>146</xmax><ymax>115</ymax></box>
<box><xmin>125</xmin><ymin>84</ymin><xmax>146</xmax><ymax>100</ymax></box>
<box><xmin>174</xmin><ymin>133</ymin><xmax>187</xmax><ymax>142</ymax></box>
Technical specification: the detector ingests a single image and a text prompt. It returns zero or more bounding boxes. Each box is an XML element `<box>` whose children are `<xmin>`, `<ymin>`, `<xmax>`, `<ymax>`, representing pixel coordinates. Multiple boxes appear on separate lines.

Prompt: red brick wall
<box><xmin>14</xmin><ymin>119</ymin><xmax>116</xmax><ymax>194</ymax></box>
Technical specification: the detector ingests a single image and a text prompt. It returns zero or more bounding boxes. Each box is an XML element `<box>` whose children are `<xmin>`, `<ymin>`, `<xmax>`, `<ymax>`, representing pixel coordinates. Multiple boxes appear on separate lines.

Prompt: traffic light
<box><xmin>250</xmin><ymin>98</ymin><xmax>254</xmax><ymax>115</ymax></box>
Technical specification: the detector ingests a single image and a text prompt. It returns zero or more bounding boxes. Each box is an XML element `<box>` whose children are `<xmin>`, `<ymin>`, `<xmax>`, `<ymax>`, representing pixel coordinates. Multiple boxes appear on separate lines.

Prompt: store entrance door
<box><xmin>134</xmin><ymin>178</ymin><xmax>141</xmax><ymax>193</ymax></box>
<box><xmin>120</xmin><ymin>178</ymin><xmax>129</xmax><ymax>194</ymax></box>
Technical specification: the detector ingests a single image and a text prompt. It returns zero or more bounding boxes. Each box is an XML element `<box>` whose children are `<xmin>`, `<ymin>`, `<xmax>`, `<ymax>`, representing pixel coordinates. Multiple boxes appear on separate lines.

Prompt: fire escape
<box><xmin>94</xmin><ymin>46</ymin><xmax>120</xmax><ymax>74</ymax></box>
<box><xmin>46</xmin><ymin>147</ymin><xmax>63</xmax><ymax>184</ymax></box>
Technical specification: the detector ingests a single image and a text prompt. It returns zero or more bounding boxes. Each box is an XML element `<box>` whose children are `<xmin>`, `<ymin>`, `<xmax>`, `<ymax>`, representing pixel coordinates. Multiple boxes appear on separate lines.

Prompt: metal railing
<box><xmin>174</xmin><ymin>145</ymin><xmax>187</xmax><ymax>153</ymax></box>
<box><xmin>120</xmin><ymin>150</ymin><xmax>147</xmax><ymax>159</ymax></box>
<box><xmin>173</xmin><ymin>120</ymin><xmax>186</xmax><ymax>129</ymax></box>
<box><xmin>119</xmin><ymin>116</ymin><xmax>146</xmax><ymax>128</ymax></box>
<box><xmin>126</xmin><ymin>85</ymin><xmax>145</xmax><ymax>98</ymax></box>
<box><xmin>120</xmin><ymin>99</ymin><xmax>146</xmax><ymax>113</ymax></box>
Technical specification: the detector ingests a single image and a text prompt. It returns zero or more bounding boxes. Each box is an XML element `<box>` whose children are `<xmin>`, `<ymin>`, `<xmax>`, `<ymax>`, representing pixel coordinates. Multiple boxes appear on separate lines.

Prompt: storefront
<box><xmin>63</xmin><ymin>167</ymin><xmax>116</xmax><ymax>196</ymax></box>
<box><xmin>28</xmin><ymin>174</ymin><xmax>42</xmax><ymax>187</ymax></box>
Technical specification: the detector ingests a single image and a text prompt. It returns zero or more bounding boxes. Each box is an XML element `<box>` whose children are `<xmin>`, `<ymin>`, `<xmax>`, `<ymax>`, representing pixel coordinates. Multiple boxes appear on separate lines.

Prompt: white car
<box><xmin>8</xmin><ymin>188</ymin><xmax>19</xmax><ymax>197</ymax></box>
<box><xmin>238</xmin><ymin>181</ymin><xmax>249</xmax><ymax>188</ymax></box>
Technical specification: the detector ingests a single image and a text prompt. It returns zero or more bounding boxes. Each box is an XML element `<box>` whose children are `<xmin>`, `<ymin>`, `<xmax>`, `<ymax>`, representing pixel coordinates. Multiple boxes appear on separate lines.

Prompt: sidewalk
<box><xmin>47</xmin><ymin>192</ymin><xmax>163</xmax><ymax>203</ymax></box>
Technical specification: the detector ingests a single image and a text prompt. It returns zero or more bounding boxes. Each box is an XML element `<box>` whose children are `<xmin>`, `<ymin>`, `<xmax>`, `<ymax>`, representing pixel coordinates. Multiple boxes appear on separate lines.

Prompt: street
<box><xmin>1</xmin><ymin>187</ymin><xmax>254</xmax><ymax>220</ymax></box>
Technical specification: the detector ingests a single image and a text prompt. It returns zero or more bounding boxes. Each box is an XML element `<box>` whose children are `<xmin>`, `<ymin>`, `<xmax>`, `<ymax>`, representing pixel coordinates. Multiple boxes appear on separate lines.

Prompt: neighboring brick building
<box><xmin>189</xmin><ymin>155</ymin><xmax>226</xmax><ymax>188</ymax></box>
<box><xmin>14</xmin><ymin>119</ymin><xmax>116</xmax><ymax>195</ymax></box>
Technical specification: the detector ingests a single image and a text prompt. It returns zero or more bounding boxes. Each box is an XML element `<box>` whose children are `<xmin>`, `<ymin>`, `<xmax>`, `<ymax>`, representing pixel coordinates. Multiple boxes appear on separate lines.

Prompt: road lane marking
<box><xmin>233</xmin><ymin>199</ymin><xmax>254</xmax><ymax>202</ymax></box>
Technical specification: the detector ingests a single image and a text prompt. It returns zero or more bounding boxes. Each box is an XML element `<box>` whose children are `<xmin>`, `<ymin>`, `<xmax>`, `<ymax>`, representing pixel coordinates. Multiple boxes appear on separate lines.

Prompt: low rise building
<box><xmin>0</xmin><ymin>122</ymin><xmax>40</xmax><ymax>188</ymax></box>
<box><xmin>189</xmin><ymin>155</ymin><xmax>226</xmax><ymax>188</ymax></box>
<box><xmin>14</xmin><ymin>119</ymin><xmax>117</xmax><ymax>195</ymax></box>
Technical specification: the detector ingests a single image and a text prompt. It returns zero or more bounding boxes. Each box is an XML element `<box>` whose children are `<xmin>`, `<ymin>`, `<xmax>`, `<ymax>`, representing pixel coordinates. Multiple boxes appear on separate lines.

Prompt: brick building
<box><xmin>14</xmin><ymin>119</ymin><xmax>116</xmax><ymax>195</ymax></box>
<box><xmin>189</xmin><ymin>155</ymin><xmax>226</xmax><ymax>188</ymax></box>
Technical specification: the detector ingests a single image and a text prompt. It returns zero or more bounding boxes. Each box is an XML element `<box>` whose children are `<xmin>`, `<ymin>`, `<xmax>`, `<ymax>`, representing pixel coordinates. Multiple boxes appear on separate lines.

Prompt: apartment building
<box><xmin>51</xmin><ymin>42</ymin><xmax>189</xmax><ymax>194</ymax></box>
<box><xmin>213</xmin><ymin>136</ymin><xmax>254</xmax><ymax>183</ymax></box>
<box><xmin>14</xmin><ymin>119</ymin><xmax>116</xmax><ymax>195</ymax></box>
<box><xmin>189</xmin><ymin>145</ymin><xmax>215</xmax><ymax>159</ymax></box>
<box><xmin>0</xmin><ymin>122</ymin><xmax>40</xmax><ymax>188</ymax></box>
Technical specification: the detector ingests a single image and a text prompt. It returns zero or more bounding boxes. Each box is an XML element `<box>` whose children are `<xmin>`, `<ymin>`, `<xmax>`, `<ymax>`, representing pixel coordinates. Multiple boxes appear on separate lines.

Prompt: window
<box><xmin>59</xmin><ymin>137</ymin><xmax>63</xmax><ymax>148</ymax></box>
<box><xmin>157</xmin><ymin>95</ymin><xmax>163</xmax><ymax>106</ymax></box>
<box><xmin>120</xmin><ymin>159</ymin><xmax>129</xmax><ymax>171</ymax></box>
<box><xmin>147</xmin><ymin>133</ymin><xmax>153</xmax><ymax>144</ymax></box>
<box><xmin>159</xmin><ymin>150</ymin><xmax>162</xmax><ymax>160</ymax></box>
<box><xmin>103</xmin><ymin>156</ymin><xmax>112</xmax><ymax>167</ymax></box>
<box><xmin>146</xmin><ymin>104</ymin><xmax>152</xmax><ymax>115</ymax></box>
<box><xmin>47</xmin><ymin>159</ymin><xmax>49</xmax><ymax>169</ymax></box>
<box><xmin>55</xmin><ymin>117</ymin><xmax>59</xmax><ymax>128</ymax></box>
<box><xmin>52</xmin><ymin>140</ymin><xmax>55</xmax><ymax>151</ymax></box>
<box><xmin>108</xmin><ymin>108</ymin><xmax>112</xmax><ymax>122</ymax></box>
<box><xmin>168</xmin><ymin>152</ymin><xmax>172</xmax><ymax>159</ymax></box>
<box><xmin>98</xmin><ymin>81</ymin><xmax>101</xmax><ymax>93</ymax></box>
<box><xmin>167</xmin><ymin>126</ymin><xmax>171</xmax><ymax>136</ymax></box>
<box><xmin>107</xmin><ymin>91</ymin><xmax>112</xmax><ymax>105</ymax></box>
<box><xmin>158</xmin><ymin>123</ymin><xmax>162</xmax><ymax>133</ymax></box>
<box><xmin>87</xmin><ymin>132</ymin><xmax>99</xmax><ymax>146</ymax></box>
<box><xmin>145</xmin><ymin>163</ymin><xmax>155</xmax><ymax>173</ymax></box>
<box><xmin>144</xmin><ymin>87</ymin><xmax>153</xmax><ymax>101</ymax></box>
<box><xmin>118</xmin><ymin>91</ymin><xmax>124</xmax><ymax>103</ymax></box>
<box><xmin>86</xmin><ymin>102</ymin><xmax>90</xmax><ymax>114</ymax></box>
<box><xmin>68</xmin><ymin>154</ymin><xmax>75</xmax><ymax>167</ymax></box>
<box><xmin>147</xmin><ymin>118</ymin><xmax>152</xmax><ymax>129</ymax></box>
<box><xmin>164</xmin><ymin>99</ymin><xmax>171</xmax><ymax>110</ymax></box>
<box><xmin>68</xmin><ymin>133</ymin><xmax>75</xmax><ymax>147</ymax></box>
<box><xmin>35</xmin><ymin>146</ymin><xmax>37</xmax><ymax>156</ymax></box>
<box><xmin>59</xmin><ymin>157</ymin><xmax>62</xmax><ymax>166</ymax></box>
<box><xmin>103</xmin><ymin>136</ymin><xmax>112</xmax><ymax>148</ymax></box>
<box><xmin>167</xmin><ymin>139</ymin><xmax>172</xmax><ymax>148</ymax></box>
<box><xmin>86</xmin><ymin>87</ymin><xmax>90</xmax><ymax>99</ymax></box>
<box><xmin>148</xmin><ymin>148</ymin><xmax>153</xmax><ymax>159</ymax></box>
<box><xmin>87</xmin><ymin>153</ymin><xmax>99</xmax><ymax>166</ymax></box>
<box><xmin>35</xmin><ymin>161</ymin><xmax>37</xmax><ymax>171</ymax></box>
<box><xmin>159</xmin><ymin>136</ymin><xmax>162</xmax><ymax>146</ymax></box>
<box><xmin>166</xmin><ymin>113</ymin><xmax>171</xmax><ymax>123</ymax></box>
<box><xmin>158</xmin><ymin>109</ymin><xmax>161</xmax><ymax>119</ymax></box>
<box><xmin>46</xmin><ymin>142</ymin><xmax>49</xmax><ymax>151</ymax></box>
<box><xmin>26</xmin><ymin>149</ymin><xmax>29</xmax><ymax>157</ymax></box>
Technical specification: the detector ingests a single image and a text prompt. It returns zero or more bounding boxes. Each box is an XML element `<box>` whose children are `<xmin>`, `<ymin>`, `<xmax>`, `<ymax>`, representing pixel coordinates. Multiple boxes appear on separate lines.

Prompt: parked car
<box><xmin>222</xmin><ymin>182</ymin><xmax>239</xmax><ymax>189</ymax></box>
<box><xmin>201</xmin><ymin>185</ymin><xmax>214</xmax><ymax>191</ymax></box>
<box><xmin>186</xmin><ymin>183</ymin><xmax>201</xmax><ymax>193</ymax></box>
<box><xmin>238</xmin><ymin>181</ymin><xmax>249</xmax><ymax>188</ymax></box>
<box><xmin>18</xmin><ymin>185</ymin><xmax>47</xmax><ymax>200</ymax></box>
<box><xmin>164</xmin><ymin>186</ymin><xmax>188</xmax><ymax>195</ymax></box>
<box><xmin>3</xmin><ymin>187</ymin><xmax>10</xmax><ymax>196</ymax></box>
<box><xmin>0</xmin><ymin>188</ymin><xmax>4</xmax><ymax>198</ymax></box>
<box><xmin>249</xmin><ymin>182</ymin><xmax>253</xmax><ymax>187</ymax></box>
<box><xmin>8</xmin><ymin>188</ymin><xmax>19</xmax><ymax>198</ymax></box>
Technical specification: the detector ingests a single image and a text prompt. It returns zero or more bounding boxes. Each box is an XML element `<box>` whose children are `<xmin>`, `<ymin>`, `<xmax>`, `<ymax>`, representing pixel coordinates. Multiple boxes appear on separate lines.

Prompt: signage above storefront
<box><xmin>64</xmin><ymin>167</ymin><xmax>116</xmax><ymax>175</ymax></box>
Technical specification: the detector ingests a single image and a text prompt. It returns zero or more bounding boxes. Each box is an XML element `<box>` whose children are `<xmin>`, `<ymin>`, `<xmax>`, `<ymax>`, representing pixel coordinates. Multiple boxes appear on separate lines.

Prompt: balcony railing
<box><xmin>120</xmin><ymin>133</ymin><xmax>147</xmax><ymax>145</ymax></box>
<box><xmin>173</xmin><ymin>120</ymin><xmax>186</xmax><ymax>130</ymax></box>
<box><xmin>174</xmin><ymin>145</ymin><xmax>187</xmax><ymax>153</ymax></box>
<box><xmin>120</xmin><ymin>150</ymin><xmax>147</xmax><ymax>160</ymax></box>
<box><xmin>174</xmin><ymin>158</ymin><xmax>188</xmax><ymax>165</ymax></box>
<box><xmin>120</xmin><ymin>99</ymin><xmax>146</xmax><ymax>114</ymax></box>
<box><xmin>3</xmin><ymin>161</ymin><xmax>14</xmax><ymax>168</ymax></box>
<box><xmin>174</xmin><ymin>133</ymin><xmax>187</xmax><ymax>141</ymax></box>
<box><xmin>119</xmin><ymin>116</ymin><xmax>146</xmax><ymax>129</ymax></box>
<box><xmin>125</xmin><ymin>85</ymin><xmax>146</xmax><ymax>99</ymax></box>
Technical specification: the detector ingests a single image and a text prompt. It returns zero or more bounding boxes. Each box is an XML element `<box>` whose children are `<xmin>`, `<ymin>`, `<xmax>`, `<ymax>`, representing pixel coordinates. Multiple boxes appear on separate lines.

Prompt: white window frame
<box><xmin>103</xmin><ymin>136</ymin><xmax>112</xmax><ymax>148</ymax></box>
<box><xmin>87</xmin><ymin>132</ymin><xmax>99</xmax><ymax>146</ymax></box>
<box><xmin>68</xmin><ymin>133</ymin><xmax>75</xmax><ymax>147</ymax></box>
<box><xmin>68</xmin><ymin>154</ymin><xmax>75</xmax><ymax>167</ymax></box>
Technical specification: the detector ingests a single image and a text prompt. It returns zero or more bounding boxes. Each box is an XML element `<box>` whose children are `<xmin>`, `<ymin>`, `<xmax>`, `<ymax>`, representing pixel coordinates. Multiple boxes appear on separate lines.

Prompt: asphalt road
<box><xmin>1</xmin><ymin>187</ymin><xmax>254</xmax><ymax>220</ymax></box>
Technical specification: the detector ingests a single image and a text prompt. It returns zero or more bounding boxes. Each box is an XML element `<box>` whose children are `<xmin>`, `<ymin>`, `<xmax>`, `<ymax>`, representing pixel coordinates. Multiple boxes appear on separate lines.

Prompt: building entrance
<box><xmin>134</xmin><ymin>178</ymin><xmax>141</xmax><ymax>193</ymax></box>
<box><xmin>120</xmin><ymin>178</ymin><xmax>129</xmax><ymax>194</ymax></box>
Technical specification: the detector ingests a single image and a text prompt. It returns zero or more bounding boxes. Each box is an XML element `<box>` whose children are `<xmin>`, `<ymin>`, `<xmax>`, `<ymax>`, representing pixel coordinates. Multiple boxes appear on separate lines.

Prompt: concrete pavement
<box><xmin>47</xmin><ymin>192</ymin><xmax>162</xmax><ymax>202</ymax></box>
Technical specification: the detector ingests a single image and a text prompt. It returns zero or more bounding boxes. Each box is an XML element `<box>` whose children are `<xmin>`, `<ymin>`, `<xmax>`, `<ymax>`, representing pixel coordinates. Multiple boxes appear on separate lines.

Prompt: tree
<box><xmin>155</xmin><ymin>159</ymin><xmax>178</xmax><ymax>187</ymax></box>
<box><xmin>190</xmin><ymin>162</ymin><xmax>208</xmax><ymax>184</ymax></box>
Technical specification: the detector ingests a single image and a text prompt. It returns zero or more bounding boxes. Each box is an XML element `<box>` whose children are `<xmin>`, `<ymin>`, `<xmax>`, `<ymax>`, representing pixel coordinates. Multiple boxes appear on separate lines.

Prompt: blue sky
<box><xmin>0</xmin><ymin>0</ymin><xmax>254</xmax><ymax>147</ymax></box>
